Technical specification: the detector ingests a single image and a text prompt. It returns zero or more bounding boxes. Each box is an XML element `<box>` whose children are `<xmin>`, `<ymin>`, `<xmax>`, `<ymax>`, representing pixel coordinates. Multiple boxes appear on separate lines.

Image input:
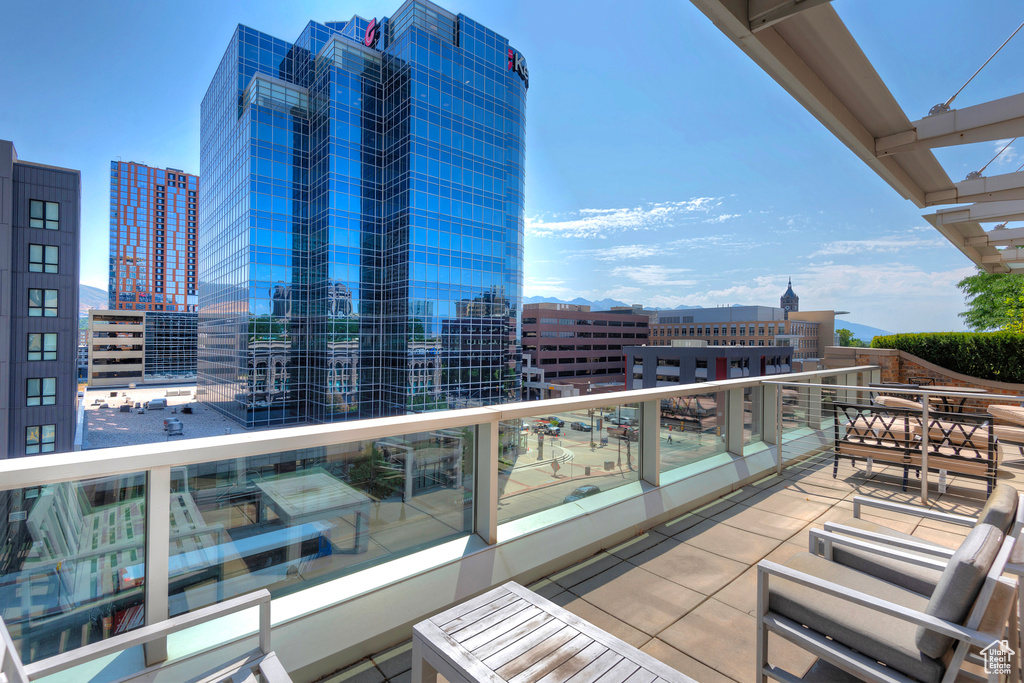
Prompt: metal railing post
<box><xmin>726</xmin><ymin>388</ymin><xmax>744</xmax><ymax>456</ymax></box>
<box><xmin>259</xmin><ymin>598</ymin><xmax>271</xmax><ymax>654</ymax></box>
<box><xmin>639</xmin><ymin>399</ymin><xmax>660</xmax><ymax>486</ymax></box>
<box><xmin>474</xmin><ymin>419</ymin><xmax>499</xmax><ymax>545</ymax></box>
<box><xmin>144</xmin><ymin>466</ymin><xmax>171</xmax><ymax>666</ymax></box>
<box><xmin>762</xmin><ymin>383</ymin><xmax>779</xmax><ymax>446</ymax></box>
<box><xmin>920</xmin><ymin>393</ymin><xmax>930</xmax><ymax>505</ymax></box>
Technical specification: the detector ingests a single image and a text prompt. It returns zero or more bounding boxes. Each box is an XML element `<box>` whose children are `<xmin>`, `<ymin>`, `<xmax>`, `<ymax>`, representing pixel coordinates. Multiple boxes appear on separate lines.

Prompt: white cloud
<box><xmin>525</xmin><ymin>198</ymin><xmax>720</xmax><ymax>238</ymax></box>
<box><xmin>990</xmin><ymin>138</ymin><xmax>1021</xmax><ymax>169</ymax></box>
<box><xmin>609</xmin><ymin>265</ymin><xmax>696</xmax><ymax>287</ymax></box>
<box><xmin>809</xmin><ymin>233</ymin><xmax>945</xmax><ymax>257</ymax></box>
<box><xmin>523</xmin><ymin>276</ymin><xmax>571</xmax><ymax>297</ymax></box>
<box><xmin>704</xmin><ymin>213</ymin><xmax>740</xmax><ymax>224</ymax></box>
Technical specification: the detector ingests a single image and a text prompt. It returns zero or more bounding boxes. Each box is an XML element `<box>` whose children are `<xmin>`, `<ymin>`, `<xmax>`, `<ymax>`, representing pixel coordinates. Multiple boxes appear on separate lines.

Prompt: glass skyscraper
<box><xmin>199</xmin><ymin>0</ymin><xmax>526</xmax><ymax>427</ymax></box>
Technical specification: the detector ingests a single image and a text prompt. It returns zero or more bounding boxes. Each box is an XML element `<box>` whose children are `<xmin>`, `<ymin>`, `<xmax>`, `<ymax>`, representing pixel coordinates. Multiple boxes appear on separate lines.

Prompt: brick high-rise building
<box><xmin>108</xmin><ymin>161</ymin><xmax>198</xmax><ymax>313</ymax></box>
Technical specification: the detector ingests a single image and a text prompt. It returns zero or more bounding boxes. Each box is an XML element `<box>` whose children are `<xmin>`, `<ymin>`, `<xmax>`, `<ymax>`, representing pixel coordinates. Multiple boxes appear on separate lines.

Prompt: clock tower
<box><xmin>780</xmin><ymin>278</ymin><xmax>799</xmax><ymax>319</ymax></box>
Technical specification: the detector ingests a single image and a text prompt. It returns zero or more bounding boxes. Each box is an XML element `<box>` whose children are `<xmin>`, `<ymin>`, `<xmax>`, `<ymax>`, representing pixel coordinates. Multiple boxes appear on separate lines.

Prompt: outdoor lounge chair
<box><xmin>757</xmin><ymin>523</ymin><xmax>1020</xmax><ymax>683</ymax></box>
<box><xmin>818</xmin><ymin>484</ymin><xmax>1023</xmax><ymax>596</ymax></box>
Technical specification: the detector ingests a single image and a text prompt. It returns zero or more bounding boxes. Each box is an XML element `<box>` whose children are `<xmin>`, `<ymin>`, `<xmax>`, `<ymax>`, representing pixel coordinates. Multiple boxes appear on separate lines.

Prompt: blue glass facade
<box><xmin>199</xmin><ymin>0</ymin><xmax>526</xmax><ymax>427</ymax></box>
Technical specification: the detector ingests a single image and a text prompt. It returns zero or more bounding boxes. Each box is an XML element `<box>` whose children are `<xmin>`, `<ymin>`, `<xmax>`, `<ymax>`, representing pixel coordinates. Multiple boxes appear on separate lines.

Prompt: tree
<box><xmin>836</xmin><ymin>328</ymin><xmax>867</xmax><ymax>347</ymax></box>
<box><xmin>956</xmin><ymin>267</ymin><xmax>1024</xmax><ymax>331</ymax></box>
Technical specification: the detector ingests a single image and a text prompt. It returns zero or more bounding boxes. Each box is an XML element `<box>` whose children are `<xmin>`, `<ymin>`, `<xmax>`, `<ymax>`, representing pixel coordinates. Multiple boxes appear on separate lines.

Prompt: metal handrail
<box><xmin>763</xmin><ymin>380</ymin><xmax>1024</xmax><ymax>402</ymax></box>
<box><xmin>22</xmin><ymin>589</ymin><xmax>272</xmax><ymax>680</ymax></box>
<box><xmin>0</xmin><ymin>367</ymin><xmax>879</xmax><ymax>492</ymax></box>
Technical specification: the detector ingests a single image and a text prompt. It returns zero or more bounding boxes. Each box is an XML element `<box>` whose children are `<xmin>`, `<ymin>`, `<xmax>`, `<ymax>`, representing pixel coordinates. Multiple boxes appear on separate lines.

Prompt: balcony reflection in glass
<box><xmin>659</xmin><ymin>392</ymin><xmax>728</xmax><ymax>472</ymax></box>
<box><xmin>0</xmin><ymin>474</ymin><xmax>148</xmax><ymax>664</ymax></box>
<box><xmin>497</xmin><ymin>403</ymin><xmax>641</xmax><ymax>523</ymax></box>
<box><xmin>169</xmin><ymin>428</ymin><xmax>474</xmax><ymax>615</ymax></box>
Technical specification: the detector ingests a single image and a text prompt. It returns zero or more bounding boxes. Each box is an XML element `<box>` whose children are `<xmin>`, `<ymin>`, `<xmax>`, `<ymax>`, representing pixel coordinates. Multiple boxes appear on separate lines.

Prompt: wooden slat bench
<box><xmin>412</xmin><ymin>582</ymin><xmax>697</xmax><ymax>683</ymax></box>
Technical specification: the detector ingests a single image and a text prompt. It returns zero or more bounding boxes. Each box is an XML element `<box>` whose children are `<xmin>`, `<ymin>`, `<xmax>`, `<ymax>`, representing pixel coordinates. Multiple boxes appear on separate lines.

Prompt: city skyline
<box><xmin>3</xmin><ymin>1</ymin><xmax>1023</xmax><ymax>333</ymax></box>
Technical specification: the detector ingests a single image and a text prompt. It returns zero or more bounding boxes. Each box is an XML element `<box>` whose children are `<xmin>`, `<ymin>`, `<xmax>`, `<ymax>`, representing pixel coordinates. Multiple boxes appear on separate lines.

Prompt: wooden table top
<box><xmin>414</xmin><ymin>582</ymin><xmax>696</xmax><ymax>683</ymax></box>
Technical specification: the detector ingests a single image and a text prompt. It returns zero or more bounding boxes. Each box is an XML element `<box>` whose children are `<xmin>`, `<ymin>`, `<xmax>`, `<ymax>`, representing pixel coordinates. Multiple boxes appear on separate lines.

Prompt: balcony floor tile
<box><xmin>567</xmin><ymin>562</ymin><xmax>705</xmax><ymax>636</ymax></box>
<box><xmin>626</xmin><ymin>537</ymin><xmax>747</xmax><ymax>595</ymax></box>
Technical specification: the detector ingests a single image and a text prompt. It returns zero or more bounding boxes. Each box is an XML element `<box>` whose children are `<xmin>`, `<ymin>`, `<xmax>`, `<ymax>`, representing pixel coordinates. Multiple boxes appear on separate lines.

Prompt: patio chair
<box><xmin>820</xmin><ymin>484</ymin><xmax>1022</xmax><ymax>577</ymax></box>
<box><xmin>757</xmin><ymin>523</ymin><xmax>1019</xmax><ymax>683</ymax></box>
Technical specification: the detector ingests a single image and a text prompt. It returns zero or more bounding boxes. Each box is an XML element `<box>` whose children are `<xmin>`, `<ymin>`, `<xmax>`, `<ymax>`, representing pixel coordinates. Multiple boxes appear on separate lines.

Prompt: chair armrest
<box><xmin>821</xmin><ymin>522</ymin><xmax>957</xmax><ymax>559</ymax></box>
<box><xmin>810</xmin><ymin>528</ymin><xmax>950</xmax><ymax>571</ymax></box>
<box><xmin>851</xmin><ymin>495</ymin><xmax>977</xmax><ymax>526</ymax></box>
<box><xmin>756</xmin><ymin>560</ymin><xmax>992</xmax><ymax>648</ymax></box>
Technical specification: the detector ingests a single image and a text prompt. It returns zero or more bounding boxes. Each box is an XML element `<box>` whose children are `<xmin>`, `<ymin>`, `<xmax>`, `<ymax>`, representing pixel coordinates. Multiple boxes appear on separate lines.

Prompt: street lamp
<box><xmin>587</xmin><ymin>382</ymin><xmax>595</xmax><ymax>449</ymax></box>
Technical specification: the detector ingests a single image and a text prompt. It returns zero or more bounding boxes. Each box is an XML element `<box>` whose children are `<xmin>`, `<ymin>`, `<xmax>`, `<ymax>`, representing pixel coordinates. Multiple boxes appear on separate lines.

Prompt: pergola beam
<box><xmin>930</xmin><ymin>200</ymin><xmax>1024</xmax><ymax>227</ymax></box>
<box><xmin>965</xmin><ymin>225</ymin><xmax>1024</xmax><ymax>247</ymax></box>
<box><xmin>875</xmin><ymin>93</ymin><xmax>1024</xmax><ymax>156</ymax></box>
<box><xmin>748</xmin><ymin>0</ymin><xmax>833</xmax><ymax>33</ymax></box>
<box><xmin>925</xmin><ymin>171</ymin><xmax>1024</xmax><ymax>206</ymax></box>
<box><xmin>981</xmin><ymin>252</ymin><xmax>1024</xmax><ymax>265</ymax></box>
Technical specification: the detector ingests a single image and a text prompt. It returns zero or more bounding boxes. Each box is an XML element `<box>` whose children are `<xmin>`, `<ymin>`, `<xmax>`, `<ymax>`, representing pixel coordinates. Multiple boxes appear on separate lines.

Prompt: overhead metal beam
<box><xmin>923</xmin><ymin>211</ymin><xmax>1010</xmax><ymax>274</ymax></box>
<box><xmin>930</xmin><ymin>200</ymin><xmax>1024</xmax><ymax>227</ymax></box>
<box><xmin>981</xmin><ymin>252</ymin><xmax>1024</xmax><ymax>265</ymax></box>
<box><xmin>748</xmin><ymin>0</ymin><xmax>834</xmax><ymax>33</ymax></box>
<box><xmin>965</xmin><ymin>225</ymin><xmax>1024</xmax><ymax>247</ymax></box>
<box><xmin>925</xmin><ymin>170</ymin><xmax>1024</xmax><ymax>206</ymax></box>
<box><xmin>875</xmin><ymin>93</ymin><xmax>1024</xmax><ymax>156</ymax></box>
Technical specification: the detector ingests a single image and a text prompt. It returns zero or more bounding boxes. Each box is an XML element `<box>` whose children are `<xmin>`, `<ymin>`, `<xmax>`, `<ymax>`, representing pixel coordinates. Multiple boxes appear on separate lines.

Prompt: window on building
<box><xmin>27</xmin><ymin>377</ymin><xmax>56</xmax><ymax>406</ymax></box>
<box><xmin>29</xmin><ymin>200</ymin><xmax>59</xmax><ymax>230</ymax></box>
<box><xmin>28</xmin><ymin>333</ymin><xmax>57</xmax><ymax>360</ymax></box>
<box><xmin>28</xmin><ymin>289</ymin><xmax>57</xmax><ymax>317</ymax></box>
<box><xmin>28</xmin><ymin>244</ymin><xmax>59</xmax><ymax>273</ymax></box>
<box><xmin>26</xmin><ymin>424</ymin><xmax>56</xmax><ymax>454</ymax></box>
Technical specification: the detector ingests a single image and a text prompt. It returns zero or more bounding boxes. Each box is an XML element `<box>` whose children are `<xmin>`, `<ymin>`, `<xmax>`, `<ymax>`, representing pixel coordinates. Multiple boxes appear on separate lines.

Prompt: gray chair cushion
<box><xmin>976</xmin><ymin>484</ymin><xmax>1018</xmax><ymax>534</ymax></box>
<box><xmin>769</xmin><ymin>552</ymin><xmax>944</xmax><ymax>683</ymax></box>
<box><xmin>830</xmin><ymin>518</ymin><xmax>945</xmax><ymax>596</ymax></box>
<box><xmin>915</xmin><ymin>524</ymin><xmax>1003</xmax><ymax>659</ymax></box>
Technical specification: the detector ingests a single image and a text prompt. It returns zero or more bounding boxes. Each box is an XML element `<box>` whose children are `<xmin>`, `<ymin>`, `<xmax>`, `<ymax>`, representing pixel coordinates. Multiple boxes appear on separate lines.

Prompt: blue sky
<box><xmin>2</xmin><ymin>0</ymin><xmax>1022</xmax><ymax>333</ymax></box>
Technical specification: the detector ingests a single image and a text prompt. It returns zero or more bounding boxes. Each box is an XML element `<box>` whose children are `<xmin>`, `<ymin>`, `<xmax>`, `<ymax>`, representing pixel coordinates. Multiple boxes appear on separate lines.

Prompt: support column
<box><xmin>639</xmin><ymin>399</ymin><xmax>660</xmax><ymax>486</ymax></box>
<box><xmin>144</xmin><ymin>466</ymin><xmax>171</xmax><ymax>665</ymax></box>
<box><xmin>726</xmin><ymin>388</ymin><xmax>744</xmax><ymax>456</ymax></box>
<box><xmin>474</xmin><ymin>419</ymin><xmax>499</xmax><ymax>545</ymax></box>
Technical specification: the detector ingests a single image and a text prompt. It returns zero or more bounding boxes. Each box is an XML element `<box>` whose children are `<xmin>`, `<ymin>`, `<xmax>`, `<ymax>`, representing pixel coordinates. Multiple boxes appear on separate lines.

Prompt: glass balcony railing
<box><xmin>0</xmin><ymin>364</ymin><xmax>879</xmax><ymax>674</ymax></box>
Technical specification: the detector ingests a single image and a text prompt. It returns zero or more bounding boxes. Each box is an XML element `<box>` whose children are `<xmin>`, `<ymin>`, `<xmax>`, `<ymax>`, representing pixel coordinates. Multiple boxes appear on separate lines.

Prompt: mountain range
<box><xmin>79</xmin><ymin>284</ymin><xmax>107</xmax><ymax>318</ymax></box>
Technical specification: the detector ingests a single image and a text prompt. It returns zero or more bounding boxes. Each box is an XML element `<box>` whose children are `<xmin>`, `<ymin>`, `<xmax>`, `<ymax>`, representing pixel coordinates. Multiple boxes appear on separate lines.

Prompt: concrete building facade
<box><xmin>626</xmin><ymin>341</ymin><xmax>793</xmax><ymax>388</ymax></box>
<box><xmin>650</xmin><ymin>305</ymin><xmax>835</xmax><ymax>360</ymax></box>
<box><xmin>86</xmin><ymin>309</ymin><xmax>199</xmax><ymax>387</ymax></box>
<box><xmin>0</xmin><ymin>140</ymin><xmax>81</xmax><ymax>458</ymax></box>
<box><xmin>522</xmin><ymin>302</ymin><xmax>649</xmax><ymax>399</ymax></box>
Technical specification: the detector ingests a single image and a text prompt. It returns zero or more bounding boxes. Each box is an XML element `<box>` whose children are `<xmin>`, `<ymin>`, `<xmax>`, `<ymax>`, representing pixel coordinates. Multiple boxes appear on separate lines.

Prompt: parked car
<box><xmin>540</xmin><ymin>424</ymin><xmax>561</xmax><ymax>436</ymax></box>
<box><xmin>607</xmin><ymin>425</ymin><xmax>639</xmax><ymax>441</ymax></box>
<box><xmin>546</xmin><ymin>416</ymin><xmax>564</xmax><ymax>427</ymax></box>
<box><xmin>569</xmin><ymin>421</ymin><xmax>592</xmax><ymax>432</ymax></box>
<box><xmin>563</xmin><ymin>485</ymin><xmax>601</xmax><ymax>503</ymax></box>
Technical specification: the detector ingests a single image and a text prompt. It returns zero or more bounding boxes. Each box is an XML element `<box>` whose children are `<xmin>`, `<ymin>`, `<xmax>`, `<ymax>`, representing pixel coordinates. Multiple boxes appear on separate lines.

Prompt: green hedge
<box><xmin>871</xmin><ymin>332</ymin><xmax>1024</xmax><ymax>384</ymax></box>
